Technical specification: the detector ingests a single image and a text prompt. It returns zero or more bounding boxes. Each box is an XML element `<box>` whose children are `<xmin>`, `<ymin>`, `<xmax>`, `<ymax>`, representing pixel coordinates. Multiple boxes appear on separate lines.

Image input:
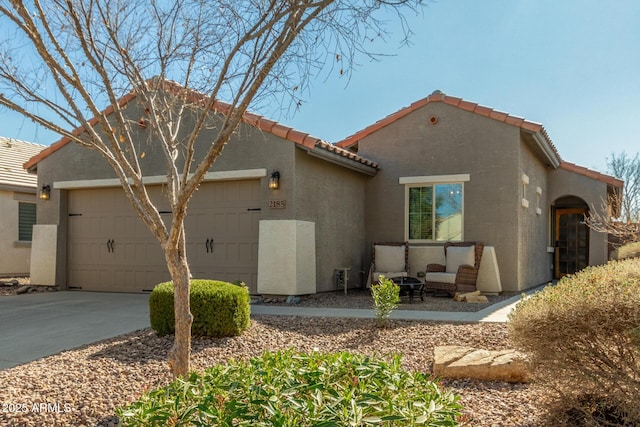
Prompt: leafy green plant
<box><xmin>149</xmin><ymin>279</ymin><xmax>250</xmax><ymax>337</ymax></box>
<box><xmin>117</xmin><ymin>349</ymin><xmax>461</xmax><ymax>426</ymax></box>
<box><xmin>508</xmin><ymin>258</ymin><xmax>640</xmax><ymax>426</ymax></box>
<box><xmin>371</xmin><ymin>275</ymin><xmax>400</xmax><ymax>327</ymax></box>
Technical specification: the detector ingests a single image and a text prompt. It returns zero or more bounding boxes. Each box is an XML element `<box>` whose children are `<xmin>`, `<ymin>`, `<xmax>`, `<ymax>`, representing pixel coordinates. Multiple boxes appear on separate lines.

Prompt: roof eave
<box><xmin>0</xmin><ymin>183</ymin><xmax>37</xmax><ymax>193</ymax></box>
<box><xmin>298</xmin><ymin>145</ymin><xmax>379</xmax><ymax>176</ymax></box>
<box><xmin>529</xmin><ymin>130</ymin><xmax>561</xmax><ymax>168</ymax></box>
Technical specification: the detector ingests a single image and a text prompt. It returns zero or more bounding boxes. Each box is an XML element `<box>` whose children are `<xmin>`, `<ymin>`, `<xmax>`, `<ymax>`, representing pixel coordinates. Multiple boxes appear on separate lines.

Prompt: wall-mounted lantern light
<box><xmin>39</xmin><ymin>184</ymin><xmax>51</xmax><ymax>200</ymax></box>
<box><xmin>268</xmin><ymin>171</ymin><xmax>280</xmax><ymax>190</ymax></box>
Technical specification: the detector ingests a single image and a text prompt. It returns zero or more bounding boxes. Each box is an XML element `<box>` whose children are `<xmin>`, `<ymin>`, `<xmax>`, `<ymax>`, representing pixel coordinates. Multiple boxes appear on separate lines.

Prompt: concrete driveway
<box><xmin>0</xmin><ymin>291</ymin><xmax>150</xmax><ymax>370</ymax></box>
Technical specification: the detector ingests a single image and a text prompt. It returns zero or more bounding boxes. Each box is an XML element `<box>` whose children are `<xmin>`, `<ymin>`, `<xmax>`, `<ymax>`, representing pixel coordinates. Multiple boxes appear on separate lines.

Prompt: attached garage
<box><xmin>67</xmin><ymin>179</ymin><xmax>261</xmax><ymax>293</ymax></box>
<box><xmin>24</xmin><ymin>82</ymin><xmax>375</xmax><ymax>295</ymax></box>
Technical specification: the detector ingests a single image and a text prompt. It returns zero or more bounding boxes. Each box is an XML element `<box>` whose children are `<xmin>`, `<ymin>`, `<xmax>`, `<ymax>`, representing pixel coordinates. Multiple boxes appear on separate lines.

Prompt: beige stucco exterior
<box><xmin>0</xmin><ymin>190</ymin><xmax>35</xmax><ymax>276</ymax></box>
<box><xmin>258</xmin><ymin>220</ymin><xmax>316</xmax><ymax>295</ymax></box>
<box><xmin>25</xmin><ymin>88</ymin><xmax>619</xmax><ymax>295</ymax></box>
<box><xmin>548</xmin><ymin>167</ymin><xmax>611</xmax><ymax>267</ymax></box>
<box><xmin>0</xmin><ymin>138</ymin><xmax>45</xmax><ymax>277</ymax></box>
<box><xmin>29</xmin><ymin>224</ymin><xmax>57</xmax><ymax>286</ymax></box>
<box><xmin>349</xmin><ymin>99</ymin><xmax>615</xmax><ymax>292</ymax></box>
<box><xmin>29</xmin><ymin>99</ymin><xmax>372</xmax><ymax>292</ymax></box>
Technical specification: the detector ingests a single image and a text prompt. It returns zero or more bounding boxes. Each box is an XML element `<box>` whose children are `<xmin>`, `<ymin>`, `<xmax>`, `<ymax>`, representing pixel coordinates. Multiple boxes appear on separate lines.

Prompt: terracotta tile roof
<box><xmin>23</xmin><ymin>91</ymin><xmax>138</xmax><ymax>171</ymax></box>
<box><xmin>0</xmin><ymin>137</ymin><xmax>46</xmax><ymax>189</ymax></box>
<box><xmin>24</xmin><ymin>79</ymin><xmax>377</xmax><ymax>171</ymax></box>
<box><xmin>335</xmin><ymin>90</ymin><xmax>562</xmax><ymax>165</ymax></box>
<box><xmin>333</xmin><ymin>91</ymin><xmax>628</xmax><ymax>185</ymax></box>
<box><xmin>559</xmin><ymin>161</ymin><xmax>623</xmax><ymax>188</ymax></box>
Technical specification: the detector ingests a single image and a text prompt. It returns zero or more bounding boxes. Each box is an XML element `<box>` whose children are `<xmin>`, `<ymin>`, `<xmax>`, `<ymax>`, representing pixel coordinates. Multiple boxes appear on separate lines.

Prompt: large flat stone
<box><xmin>433</xmin><ymin>345</ymin><xmax>530</xmax><ymax>383</ymax></box>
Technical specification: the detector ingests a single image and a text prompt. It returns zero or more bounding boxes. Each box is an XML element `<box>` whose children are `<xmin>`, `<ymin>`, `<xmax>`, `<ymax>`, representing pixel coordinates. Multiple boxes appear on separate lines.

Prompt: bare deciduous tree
<box><xmin>584</xmin><ymin>152</ymin><xmax>640</xmax><ymax>246</ymax></box>
<box><xmin>0</xmin><ymin>0</ymin><xmax>423</xmax><ymax>378</ymax></box>
<box><xmin>607</xmin><ymin>151</ymin><xmax>640</xmax><ymax>224</ymax></box>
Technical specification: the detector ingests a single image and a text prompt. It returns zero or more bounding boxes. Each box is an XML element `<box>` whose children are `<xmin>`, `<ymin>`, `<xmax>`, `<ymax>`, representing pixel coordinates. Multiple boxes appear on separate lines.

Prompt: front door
<box><xmin>554</xmin><ymin>207</ymin><xmax>589</xmax><ymax>278</ymax></box>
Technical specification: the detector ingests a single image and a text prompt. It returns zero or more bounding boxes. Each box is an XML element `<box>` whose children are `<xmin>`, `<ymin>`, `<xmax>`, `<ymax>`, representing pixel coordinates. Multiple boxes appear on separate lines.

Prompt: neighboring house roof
<box><xmin>24</xmin><ymin>79</ymin><xmax>378</xmax><ymax>173</ymax></box>
<box><xmin>0</xmin><ymin>137</ymin><xmax>46</xmax><ymax>191</ymax></box>
<box><xmin>335</xmin><ymin>90</ymin><xmax>562</xmax><ymax>168</ymax></box>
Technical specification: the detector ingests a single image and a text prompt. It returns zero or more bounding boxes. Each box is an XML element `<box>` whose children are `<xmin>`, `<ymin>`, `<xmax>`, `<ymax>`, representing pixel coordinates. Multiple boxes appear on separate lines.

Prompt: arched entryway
<box><xmin>552</xmin><ymin>196</ymin><xmax>589</xmax><ymax>278</ymax></box>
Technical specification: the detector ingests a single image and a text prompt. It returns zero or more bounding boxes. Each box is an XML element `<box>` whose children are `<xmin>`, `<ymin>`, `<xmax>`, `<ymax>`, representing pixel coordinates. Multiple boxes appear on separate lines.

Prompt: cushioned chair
<box><xmin>423</xmin><ymin>242</ymin><xmax>484</xmax><ymax>297</ymax></box>
<box><xmin>368</xmin><ymin>241</ymin><xmax>409</xmax><ymax>287</ymax></box>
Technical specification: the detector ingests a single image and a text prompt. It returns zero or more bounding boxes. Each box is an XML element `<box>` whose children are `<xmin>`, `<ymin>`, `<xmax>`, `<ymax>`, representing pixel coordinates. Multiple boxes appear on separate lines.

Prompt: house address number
<box><xmin>269</xmin><ymin>200</ymin><xmax>286</xmax><ymax>209</ymax></box>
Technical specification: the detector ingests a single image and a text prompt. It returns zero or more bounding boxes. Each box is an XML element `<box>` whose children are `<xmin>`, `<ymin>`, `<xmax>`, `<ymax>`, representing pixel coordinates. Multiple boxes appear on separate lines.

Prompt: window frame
<box><xmin>400</xmin><ymin>174</ymin><xmax>469</xmax><ymax>243</ymax></box>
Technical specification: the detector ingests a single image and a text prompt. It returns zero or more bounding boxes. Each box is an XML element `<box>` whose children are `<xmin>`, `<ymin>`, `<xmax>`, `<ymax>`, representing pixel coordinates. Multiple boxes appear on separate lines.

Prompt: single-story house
<box><xmin>24</xmin><ymin>87</ymin><xmax>622</xmax><ymax>294</ymax></box>
<box><xmin>0</xmin><ymin>137</ymin><xmax>47</xmax><ymax>276</ymax></box>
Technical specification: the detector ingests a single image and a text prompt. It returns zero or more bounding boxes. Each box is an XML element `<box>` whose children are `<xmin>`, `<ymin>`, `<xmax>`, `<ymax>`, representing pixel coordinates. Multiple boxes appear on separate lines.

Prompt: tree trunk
<box><xmin>165</xmin><ymin>239</ymin><xmax>192</xmax><ymax>379</ymax></box>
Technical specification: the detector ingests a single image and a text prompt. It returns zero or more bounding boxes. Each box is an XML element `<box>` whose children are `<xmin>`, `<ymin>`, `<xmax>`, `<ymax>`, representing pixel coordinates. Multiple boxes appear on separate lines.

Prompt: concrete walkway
<box><xmin>0</xmin><ymin>288</ymin><xmax>534</xmax><ymax>371</ymax></box>
<box><xmin>251</xmin><ymin>291</ymin><xmax>527</xmax><ymax>323</ymax></box>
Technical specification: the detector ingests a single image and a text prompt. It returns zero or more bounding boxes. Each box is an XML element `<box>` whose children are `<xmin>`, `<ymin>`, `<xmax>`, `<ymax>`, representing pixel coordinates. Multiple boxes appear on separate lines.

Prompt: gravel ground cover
<box><xmin>0</xmin><ymin>277</ymin><xmax>36</xmax><ymax>296</ymax></box>
<box><xmin>0</xmin><ymin>316</ymin><xmax>546</xmax><ymax>427</ymax></box>
<box><xmin>0</xmin><ymin>281</ymin><xmax>545</xmax><ymax>426</ymax></box>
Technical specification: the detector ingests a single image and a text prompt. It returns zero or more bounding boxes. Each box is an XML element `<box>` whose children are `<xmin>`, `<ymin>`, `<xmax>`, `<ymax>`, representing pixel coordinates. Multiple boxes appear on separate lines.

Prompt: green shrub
<box><xmin>117</xmin><ymin>349</ymin><xmax>461</xmax><ymax>426</ymax></box>
<box><xmin>508</xmin><ymin>258</ymin><xmax>640</xmax><ymax>426</ymax></box>
<box><xmin>149</xmin><ymin>279</ymin><xmax>250</xmax><ymax>337</ymax></box>
<box><xmin>371</xmin><ymin>275</ymin><xmax>400</xmax><ymax>327</ymax></box>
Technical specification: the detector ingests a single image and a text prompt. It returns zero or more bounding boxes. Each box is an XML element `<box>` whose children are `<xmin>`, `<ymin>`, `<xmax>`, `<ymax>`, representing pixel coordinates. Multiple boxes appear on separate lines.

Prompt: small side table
<box><xmin>334</xmin><ymin>267</ymin><xmax>351</xmax><ymax>295</ymax></box>
<box><xmin>390</xmin><ymin>276</ymin><xmax>424</xmax><ymax>303</ymax></box>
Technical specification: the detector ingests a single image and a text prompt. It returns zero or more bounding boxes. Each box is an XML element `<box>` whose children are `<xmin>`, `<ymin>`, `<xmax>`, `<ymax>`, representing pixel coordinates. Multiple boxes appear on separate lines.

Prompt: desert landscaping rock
<box><xmin>433</xmin><ymin>345</ymin><xmax>531</xmax><ymax>383</ymax></box>
<box><xmin>0</xmin><ymin>278</ymin><xmax>57</xmax><ymax>296</ymax></box>
<box><xmin>0</xmin><ymin>316</ymin><xmax>546</xmax><ymax>427</ymax></box>
<box><xmin>0</xmin><ymin>283</ymin><xmax>542</xmax><ymax>425</ymax></box>
<box><xmin>16</xmin><ymin>285</ymin><xmax>32</xmax><ymax>294</ymax></box>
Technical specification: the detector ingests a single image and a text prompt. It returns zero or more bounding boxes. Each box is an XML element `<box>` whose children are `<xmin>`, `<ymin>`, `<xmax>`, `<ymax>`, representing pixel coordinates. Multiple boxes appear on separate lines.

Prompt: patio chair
<box><xmin>367</xmin><ymin>241</ymin><xmax>409</xmax><ymax>287</ymax></box>
<box><xmin>423</xmin><ymin>242</ymin><xmax>484</xmax><ymax>297</ymax></box>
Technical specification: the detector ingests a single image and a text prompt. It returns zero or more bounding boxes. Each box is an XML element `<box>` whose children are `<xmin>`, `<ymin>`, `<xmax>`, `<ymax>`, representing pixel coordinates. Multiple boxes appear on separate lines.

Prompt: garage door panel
<box><xmin>68</xmin><ymin>180</ymin><xmax>260</xmax><ymax>293</ymax></box>
<box><xmin>99</xmin><ymin>269</ymin><xmax>115</xmax><ymax>289</ymax></box>
<box><xmin>113</xmin><ymin>269</ymin><xmax>170</xmax><ymax>291</ymax></box>
<box><xmin>212</xmin><ymin>213</ymin><xmax>227</xmax><ymax>233</ymax></box>
<box><xmin>68</xmin><ymin>268</ymin><xmax>94</xmax><ymax>289</ymax></box>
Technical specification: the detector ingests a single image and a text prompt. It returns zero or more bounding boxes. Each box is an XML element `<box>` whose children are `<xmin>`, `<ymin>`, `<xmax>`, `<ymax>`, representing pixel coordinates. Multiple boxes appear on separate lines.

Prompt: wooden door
<box><xmin>555</xmin><ymin>207</ymin><xmax>589</xmax><ymax>278</ymax></box>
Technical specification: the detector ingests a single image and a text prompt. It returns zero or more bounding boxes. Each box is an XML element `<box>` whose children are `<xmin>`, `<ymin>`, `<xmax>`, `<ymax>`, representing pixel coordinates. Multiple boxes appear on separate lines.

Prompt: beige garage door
<box><xmin>67</xmin><ymin>180</ymin><xmax>261</xmax><ymax>293</ymax></box>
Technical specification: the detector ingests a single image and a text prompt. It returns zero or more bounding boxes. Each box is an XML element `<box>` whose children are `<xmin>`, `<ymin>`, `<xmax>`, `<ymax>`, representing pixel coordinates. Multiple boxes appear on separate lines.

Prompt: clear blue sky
<box><xmin>285</xmin><ymin>0</ymin><xmax>640</xmax><ymax>173</ymax></box>
<box><xmin>2</xmin><ymin>0</ymin><xmax>639</xmax><ymax>173</ymax></box>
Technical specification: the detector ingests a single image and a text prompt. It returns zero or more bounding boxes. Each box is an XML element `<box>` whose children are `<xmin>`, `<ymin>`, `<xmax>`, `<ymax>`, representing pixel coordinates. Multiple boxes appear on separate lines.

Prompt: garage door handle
<box><xmin>206</xmin><ymin>238</ymin><xmax>214</xmax><ymax>253</ymax></box>
<box><xmin>106</xmin><ymin>239</ymin><xmax>113</xmax><ymax>253</ymax></box>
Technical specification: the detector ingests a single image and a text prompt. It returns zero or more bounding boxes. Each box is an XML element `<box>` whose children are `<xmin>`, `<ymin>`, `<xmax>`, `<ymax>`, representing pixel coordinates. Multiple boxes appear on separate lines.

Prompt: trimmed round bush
<box><xmin>508</xmin><ymin>258</ymin><xmax>640</xmax><ymax>425</ymax></box>
<box><xmin>117</xmin><ymin>350</ymin><xmax>462</xmax><ymax>426</ymax></box>
<box><xmin>149</xmin><ymin>279</ymin><xmax>250</xmax><ymax>337</ymax></box>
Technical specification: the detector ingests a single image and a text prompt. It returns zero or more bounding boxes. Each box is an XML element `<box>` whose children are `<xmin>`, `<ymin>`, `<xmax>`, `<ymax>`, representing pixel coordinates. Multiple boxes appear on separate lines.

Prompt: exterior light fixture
<box><xmin>39</xmin><ymin>184</ymin><xmax>51</xmax><ymax>200</ymax></box>
<box><xmin>268</xmin><ymin>171</ymin><xmax>280</xmax><ymax>190</ymax></box>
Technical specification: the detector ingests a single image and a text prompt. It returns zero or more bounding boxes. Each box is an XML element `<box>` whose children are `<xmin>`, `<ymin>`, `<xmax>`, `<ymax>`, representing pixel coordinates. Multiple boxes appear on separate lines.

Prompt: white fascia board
<box><xmin>399</xmin><ymin>174</ymin><xmax>470</xmax><ymax>185</ymax></box>
<box><xmin>54</xmin><ymin>168</ymin><xmax>268</xmax><ymax>189</ymax></box>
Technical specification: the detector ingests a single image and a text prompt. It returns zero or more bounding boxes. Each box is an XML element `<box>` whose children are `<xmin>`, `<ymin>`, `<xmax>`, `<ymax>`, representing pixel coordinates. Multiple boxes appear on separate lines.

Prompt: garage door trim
<box><xmin>54</xmin><ymin>168</ymin><xmax>268</xmax><ymax>189</ymax></box>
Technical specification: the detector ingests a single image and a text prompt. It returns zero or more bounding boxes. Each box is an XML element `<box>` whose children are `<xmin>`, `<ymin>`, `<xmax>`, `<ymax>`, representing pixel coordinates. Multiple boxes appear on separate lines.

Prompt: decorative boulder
<box><xmin>433</xmin><ymin>345</ymin><xmax>530</xmax><ymax>383</ymax></box>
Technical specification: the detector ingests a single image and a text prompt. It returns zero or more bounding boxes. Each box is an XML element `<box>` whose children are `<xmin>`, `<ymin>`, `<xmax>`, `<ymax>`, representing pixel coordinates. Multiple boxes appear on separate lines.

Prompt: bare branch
<box><xmin>0</xmin><ymin>0</ymin><xmax>426</xmax><ymax>378</ymax></box>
